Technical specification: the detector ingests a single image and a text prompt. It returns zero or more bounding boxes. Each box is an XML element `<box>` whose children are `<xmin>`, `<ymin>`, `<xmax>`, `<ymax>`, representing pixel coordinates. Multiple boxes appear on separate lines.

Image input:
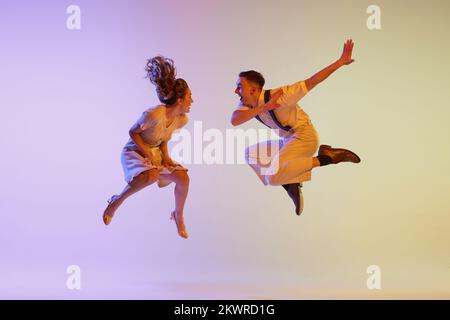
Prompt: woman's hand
<box><xmin>161</xmin><ymin>156</ymin><xmax>177</xmax><ymax>168</ymax></box>
<box><xmin>160</xmin><ymin>141</ymin><xmax>176</xmax><ymax>168</ymax></box>
<box><xmin>143</xmin><ymin>153</ymin><xmax>155</xmax><ymax>166</ymax></box>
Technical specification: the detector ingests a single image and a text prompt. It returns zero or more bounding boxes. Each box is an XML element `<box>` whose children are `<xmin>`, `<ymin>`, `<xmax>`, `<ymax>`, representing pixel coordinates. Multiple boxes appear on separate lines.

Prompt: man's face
<box><xmin>235</xmin><ymin>77</ymin><xmax>259</xmax><ymax>107</ymax></box>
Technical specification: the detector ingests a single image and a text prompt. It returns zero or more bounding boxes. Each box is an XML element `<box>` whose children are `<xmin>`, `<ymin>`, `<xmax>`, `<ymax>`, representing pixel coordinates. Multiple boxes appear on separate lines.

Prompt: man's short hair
<box><xmin>239</xmin><ymin>70</ymin><xmax>265</xmax><ymax>88</ymax></box>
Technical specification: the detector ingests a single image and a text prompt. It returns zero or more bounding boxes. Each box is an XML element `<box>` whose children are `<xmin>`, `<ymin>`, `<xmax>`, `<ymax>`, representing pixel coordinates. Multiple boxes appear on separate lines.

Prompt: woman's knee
<box><xmin>145</xmin><ymin>169</ymin><xmax>160</xmax><ymax>184</ymax></box>
<box><xmin>173</xmin><ymin>171</ymin><xmax>190</xmax><ymax>185</ymax></box>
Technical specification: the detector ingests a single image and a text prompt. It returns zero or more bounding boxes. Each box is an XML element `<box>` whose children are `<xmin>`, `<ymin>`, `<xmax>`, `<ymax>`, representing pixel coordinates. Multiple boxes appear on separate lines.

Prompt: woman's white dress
<box><xmin>121</xmin><ymin>105</ymin><xmax>188</xmax><ymax>188</ymax></box>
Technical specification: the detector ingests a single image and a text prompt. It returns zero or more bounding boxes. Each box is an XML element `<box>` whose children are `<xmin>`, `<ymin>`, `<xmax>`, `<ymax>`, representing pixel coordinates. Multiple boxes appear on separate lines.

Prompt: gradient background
<box><xmin>1</xmin><ymin>0</ymin><xmax>449</xmax><ymax>299</ymax></box>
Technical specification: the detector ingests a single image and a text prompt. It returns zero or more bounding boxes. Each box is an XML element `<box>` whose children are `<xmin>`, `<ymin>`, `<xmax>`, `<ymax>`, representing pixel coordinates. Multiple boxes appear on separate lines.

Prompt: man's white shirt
<box><xmin>236</xmin><ymin>80</ymin><xmax>310</xmax><ymax>138</ymax></box>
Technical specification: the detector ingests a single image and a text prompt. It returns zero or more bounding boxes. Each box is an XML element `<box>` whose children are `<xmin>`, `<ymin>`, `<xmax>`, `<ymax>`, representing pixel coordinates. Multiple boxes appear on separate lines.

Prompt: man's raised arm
<box><xmin>304</xmin><ymin>39</ymin><xmax>355</xmax><ymax>91</ymax></box>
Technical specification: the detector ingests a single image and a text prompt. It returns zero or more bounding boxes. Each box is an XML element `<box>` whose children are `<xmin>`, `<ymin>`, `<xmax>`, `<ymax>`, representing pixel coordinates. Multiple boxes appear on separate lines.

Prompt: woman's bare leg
<box><xmin>103</xmin><ymin>169</ymin><xmax>159</xmax><ymax>225</ymax></box>
<box><xmin>164</xmin><ymin>170</ymin><xmax>190</xmax><ymax>238</ymax></box>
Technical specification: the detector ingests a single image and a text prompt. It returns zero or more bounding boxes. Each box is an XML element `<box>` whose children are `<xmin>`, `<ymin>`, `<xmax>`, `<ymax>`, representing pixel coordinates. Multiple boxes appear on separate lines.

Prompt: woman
<box><xmin>103</xmin><ymin>56</ymin><xmax>192</xmax><ymax>239</ymax></box>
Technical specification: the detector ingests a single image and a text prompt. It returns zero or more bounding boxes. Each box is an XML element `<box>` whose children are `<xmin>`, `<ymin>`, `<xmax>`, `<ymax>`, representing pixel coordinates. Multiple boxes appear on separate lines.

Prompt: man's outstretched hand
<box><xmin>339</xmin><ymin>39</ymin><xmax>355</xmax><ymax>66</ymax></box>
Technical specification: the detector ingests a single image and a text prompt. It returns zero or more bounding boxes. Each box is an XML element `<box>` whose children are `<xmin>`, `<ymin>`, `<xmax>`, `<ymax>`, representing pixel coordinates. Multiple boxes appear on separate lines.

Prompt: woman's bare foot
<box><xmin>170</xmin><ymin>211</ymin><xmax>188</xmax><ymax>239</ymax></box>
<box><xmin>103</xmin><ymin>195</ymin><xmax>120</xmax><ymax>225</ymax></box>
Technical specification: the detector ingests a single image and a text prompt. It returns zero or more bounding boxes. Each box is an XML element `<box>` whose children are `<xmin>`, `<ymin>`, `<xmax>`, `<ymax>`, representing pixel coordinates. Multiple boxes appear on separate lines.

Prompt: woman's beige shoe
<box><xmin>170</xmin><ymin>211</ymin><xmax>188</xmax><ymax>239</ymax></box>
<box><xmin>103</xmin><ymin>195</ymin><xmax>119</xmax><ymax>226</ymax></box>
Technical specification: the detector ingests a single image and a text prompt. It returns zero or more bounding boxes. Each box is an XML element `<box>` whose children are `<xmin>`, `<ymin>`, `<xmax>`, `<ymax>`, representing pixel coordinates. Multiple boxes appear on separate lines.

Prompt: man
<box><xmin>231</xmin><ymin>39</ymin><xmax>360</xmax><ymax>216</ymax></box>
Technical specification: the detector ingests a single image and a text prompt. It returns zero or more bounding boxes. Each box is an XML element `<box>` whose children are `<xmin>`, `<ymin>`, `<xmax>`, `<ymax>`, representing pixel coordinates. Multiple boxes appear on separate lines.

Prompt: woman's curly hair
<box><xmin>145</xmin><ymin>56</ymin><xmax>188</xmax><ymax>106</ymax></box>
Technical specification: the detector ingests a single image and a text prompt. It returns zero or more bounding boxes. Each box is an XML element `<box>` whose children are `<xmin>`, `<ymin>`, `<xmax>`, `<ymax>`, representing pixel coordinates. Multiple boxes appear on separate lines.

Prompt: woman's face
<box><xmin>179</xmin><ymin>88</ymin><xmax>193</xmax><ymax>113</ymax></box>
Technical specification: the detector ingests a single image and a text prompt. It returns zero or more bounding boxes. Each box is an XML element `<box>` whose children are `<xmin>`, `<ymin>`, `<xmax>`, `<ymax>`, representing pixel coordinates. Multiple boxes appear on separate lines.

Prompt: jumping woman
<box><xmin>103</xmin><ymin>56</ymin><xmax>192</xmax><ymax>239</ymax></box>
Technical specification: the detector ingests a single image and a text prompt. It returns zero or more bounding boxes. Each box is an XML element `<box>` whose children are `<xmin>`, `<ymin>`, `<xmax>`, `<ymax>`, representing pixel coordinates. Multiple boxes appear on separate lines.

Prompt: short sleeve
<box><xmin>279</xmin><ymin>80</ymin><xmax>309</xmax><ymax>105</ymax></box>
<box><xmin>236</xmin><ymin>102</ymin><xmax>251</xmax><ymax>111</ymax></box>
<box><xmin>136</xmin><ymin>109</ymin><xmax>159</xmax><ymax>131</ymax></box>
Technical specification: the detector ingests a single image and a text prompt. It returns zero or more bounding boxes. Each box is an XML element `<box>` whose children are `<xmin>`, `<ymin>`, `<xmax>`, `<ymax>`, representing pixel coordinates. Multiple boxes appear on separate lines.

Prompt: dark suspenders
<box><xmin>255</xmin><ymin>90</ymin><xmax>292</xmax><ymax>132</ymax></box>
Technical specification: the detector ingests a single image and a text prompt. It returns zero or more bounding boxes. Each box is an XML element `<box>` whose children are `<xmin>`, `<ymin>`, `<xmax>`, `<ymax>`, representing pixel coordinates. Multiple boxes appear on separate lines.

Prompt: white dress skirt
<box><xmin>121</xmin><ymin>105</ymin><xmax>188</xmax><ymax>188</ymax></box>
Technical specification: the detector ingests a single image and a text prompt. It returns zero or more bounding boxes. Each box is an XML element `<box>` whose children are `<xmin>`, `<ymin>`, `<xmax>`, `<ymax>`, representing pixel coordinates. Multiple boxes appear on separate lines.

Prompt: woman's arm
<box><xmin>160</xmin><ymin>140</ymin><xmax>170</xmax><ymax>159</ymax></box>
<box><xmin>160</xmin><ymin>140</ymin><xmax>176</xmax><ymax>167</ymax></box>
<box><xmin>129</xmin><ymin>123</ymin><xmax>152</xmax><ymax>159</ymax></box>
<box><xmin>304</xmin><ymin>39</ymin><xmax>355</xmax><ymax>91</ymax></box>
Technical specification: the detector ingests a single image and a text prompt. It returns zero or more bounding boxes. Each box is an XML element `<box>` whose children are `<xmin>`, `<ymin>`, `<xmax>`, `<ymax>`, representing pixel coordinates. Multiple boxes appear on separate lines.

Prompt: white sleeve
<box><xmin>136</xmin><ymin>109</ymin><xmax>158</xmax><ymax>131</ymax></box>
<box><xmin>235</xmin><ymin>102</ymin><xmax>251</xmax><ymax>111</ymax></box>
<box><xmin>278</xmin><ymin>80</ymin><xmax>309</xmax><ymax>105</ymax></box>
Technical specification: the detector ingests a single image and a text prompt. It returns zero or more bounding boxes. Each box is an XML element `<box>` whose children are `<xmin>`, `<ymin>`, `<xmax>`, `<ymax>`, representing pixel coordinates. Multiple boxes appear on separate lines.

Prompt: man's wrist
<box><xmin>255</xmin><ymin>104</ymin><xmax>265</xmax><ymax>114</ymax></box>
